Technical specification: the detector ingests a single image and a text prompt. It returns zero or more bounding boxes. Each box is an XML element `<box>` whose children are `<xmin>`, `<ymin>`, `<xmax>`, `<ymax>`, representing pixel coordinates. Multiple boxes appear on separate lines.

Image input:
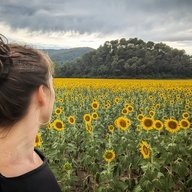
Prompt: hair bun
<box><xmin>0</xmin><ymin>34</ymin><xmax>12</xmax><ymax>80</ymax></box>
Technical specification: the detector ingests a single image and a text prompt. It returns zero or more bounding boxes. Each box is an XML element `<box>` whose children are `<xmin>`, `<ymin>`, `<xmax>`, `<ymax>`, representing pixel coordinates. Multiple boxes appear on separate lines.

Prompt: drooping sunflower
<box><xmin>53</xmin><ymin>119</ymin><xmax>65</xmax><ymax>131</ymax></box>
<box><xmin>115</xmin><ymin>116</ymin><xmax>131</xmax><ymax>131</ymax></box>
<box><xmin>182</xmin><ymin>112</ymin><xmax>189</xmax><ymax>119</ymax></box>
<box><xmin>179</xmin><ymin>119</ymin><xmax>190</xmax><ymax>129</ymax></box>
<box><xmin>139</xmin><ymin>141</ymin><xmax>150</xmax><ymax>159</ymax></box>
<box><xmin>108</xmin><ymin>125</ymin><xmax>115</xmax><ymax>133</ymax></box>
<box><xmin>103</xmin><ymin>150</ymin><xmax>116</xmax><ymax>162</ymax></box>
<box><xmin>164</xmin><ymin>119</ymin><xmax>180</xmax><ymax>133</ymax></box>
<box><xmin>85</xmin><ymin>122</ymin><xmax>93</xmax><ymax>133</ymax></box>
<box><xmin>83</xmin><ymin>114</ymin><xmax>92</xmax><ymax>123</ymax></box>
<box><xmin>34</xmin><ymin>133</ymin><xmax>42</xmax><ymax>147</ymax></box>
<box><xmin>91</xmin><ymin>101</ymin><xmax>99</xmax><ymax>110</ymax></box>
<box><xmin>154</xmin><ymin>120</ymin><xmax>164</xmax><ymax>131</ymax></box>
<box><xmin>149</xmin><ymin>110</ymin><xmax>155</xmax><ymax>117</ymax></box>
<box><xmin>141</xmin><ymin>117</ymin><xmax>154</xmax><ymax>131</ymax></box>
<box><xmin>68</xmin><ymin>115</ymin><xmax>76</xmax><ymax>125</ymax></box>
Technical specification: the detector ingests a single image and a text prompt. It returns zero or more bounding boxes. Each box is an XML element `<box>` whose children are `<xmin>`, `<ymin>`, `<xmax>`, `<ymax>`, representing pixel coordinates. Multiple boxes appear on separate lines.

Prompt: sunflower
<box><xmin>137</xmin><ymin>114</ymin><xmax>144</xmax><ymax>121</ymax></box>
<box><xmin>103</xmin><ymin>150</ymin><xmax>116</xmax><ymax>162</ymax></box>
<box><xmin>114</xmin><ymin>97</ymin><xmax>120</xmax><ymax>103</ymax></box>
<box><xmin>55</xmin><ymin>107</ymin><xmax>63</xmax><ymax>115</ymax></box>
<box><xmin>179</xmin><ymin>119</ymin><xmax>190</xmax><ymax>129</ymax></box>
<box><xmin>85</xmin><ymin>122</ymin><xmax>93</xmax><ymax>133</ymax></box>
<box><xmin>63</xmin><ymin>162</ymin><xmax>72</xmax><ymax>171</ymax></box>
<box><xmin>105</xmin><ymin>103</ymin><xmax>110</xmax><ymax>109</ymax></box>
<box><xmin>83</xmin><ymin>114</ymin><xmax>92</xmax><ymax>122</ymax></box>
<box><xmin>149</xmin><ymin>110</ymin><xmax>155</xmax><ymax>117</ymax></box>
<box><xmin>185</xmin><ymin>105</ymin><xmax>190</xmax><ymax>110</ymax></box>
<box><xmin>127</xmin><ymin>105</ymin><xmax>134</xmax><ymax>112</ymax></box>
<box><xmin>115</xmin><ymin>116</ymin><xmax>131</xmax><ymax>131</ymax></box>
<box><xmin>53</xmin><ymin>119</ymin><xmax>65</xmax><ymax>131</ymax></box>
<box><xmin>91</xmin><ymin>101</ymin><xmax>99</xmax><ymax>110</ymax></box>
<box><xmin>122</xmin><ymin>108</ymin><xmax>129</xmax><ymax>115</ymax></box>
<box><xmin>164</xmin><ymin>119</ymin><xmax>180</xmax><ymax>133</ymax></box>
<box><xmin>182</xmin><ymin>112</ymin><xmax>189</xmax><ymax>119</ymax></box>
<box><xmin>154</xmin><ymin>120</ymin><xmax>163</xmax><ymax>131</ymax></box>
<box><xmin>34</xmin><ymin>133</ymin><xmax>42</xmax><ymax>147</ymax></box>
<box><xmin>92</xmin><ymin>112</ymin><xmax>98</xmax><ymax>120</ymax></box>
<box><xmin>46</xmin><ymin>122</ymin><xmax>52</xmax><ymax>130</ymax></box>
<box><xmin>141</xmin><ymin>117</ymin><xmax>154</xmax><ymax>130</ymax></box>
<box><xmin>68</xmin><ymin>115</ymin><xmax>76</xmax><ymax>125</ymax></box>
<box><xmin>139</xmin><ymin>141</ymin><xmax>150</xmax><ymax>159</ymax></box>
<box><xmin>108</xmin><ymin>125</ymin><xmax>115</xmax><ymax>133</ymax></box>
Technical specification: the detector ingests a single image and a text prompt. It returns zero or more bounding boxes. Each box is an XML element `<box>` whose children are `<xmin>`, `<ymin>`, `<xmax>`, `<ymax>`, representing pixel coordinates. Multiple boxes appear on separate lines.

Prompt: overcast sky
<box><xmin>0</xmin><ymin>0</ymin><xmax>192</xmax><ymax>54</ymax></box>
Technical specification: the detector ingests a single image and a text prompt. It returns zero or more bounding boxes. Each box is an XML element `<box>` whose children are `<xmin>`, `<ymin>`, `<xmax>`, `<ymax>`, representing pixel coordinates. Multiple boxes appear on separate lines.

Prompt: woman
<box><xmin>0</xmin><ymin>34</ymin><xmax>61</xmax><ymax>192</ymax></box>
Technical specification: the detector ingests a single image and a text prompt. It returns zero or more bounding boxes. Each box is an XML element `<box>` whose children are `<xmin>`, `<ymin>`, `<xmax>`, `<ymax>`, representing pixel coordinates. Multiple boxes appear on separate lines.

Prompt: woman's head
<box><xmin>0</xmin><ymin>34</ymin><xmax>55</xmax><ymax>128</ymax></box>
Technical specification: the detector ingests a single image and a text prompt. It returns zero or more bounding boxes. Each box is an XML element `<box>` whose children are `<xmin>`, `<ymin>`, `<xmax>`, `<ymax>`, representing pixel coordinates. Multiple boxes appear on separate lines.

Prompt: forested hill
<box><xmin>43</xmin><ymin>47</ymin><xmax>94</xmax><ymax>65</ymax></box>
<box><xmin>55</xmin><ymin>38</ymin><xmax>192</xmax><ymax>78</ymax></box>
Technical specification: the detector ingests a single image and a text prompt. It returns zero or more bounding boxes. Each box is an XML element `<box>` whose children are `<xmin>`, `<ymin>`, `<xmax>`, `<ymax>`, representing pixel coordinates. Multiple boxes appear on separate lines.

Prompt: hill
<box><xmin>43</xmin><ymin>47</ymin><xmax>94</xmax><ymax>65</ymax></box>
<box><xmin>55</xmin><ymin>38</ymin><xmax>192</xmax><ymax>78</ymax></box>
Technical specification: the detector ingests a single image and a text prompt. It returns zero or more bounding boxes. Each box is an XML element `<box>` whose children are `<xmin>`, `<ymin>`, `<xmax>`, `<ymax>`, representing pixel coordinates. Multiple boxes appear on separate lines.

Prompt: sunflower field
<box><xmin>36</xmin><ymin>78</ymin><xmax>192</xmax><ymax>192</ymax></box>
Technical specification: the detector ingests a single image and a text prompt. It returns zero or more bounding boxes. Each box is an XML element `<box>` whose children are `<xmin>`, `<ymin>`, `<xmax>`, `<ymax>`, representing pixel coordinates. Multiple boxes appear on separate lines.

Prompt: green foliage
<box><xmin>55</xmin><ymin>38</ymin><xmax>192</xmax><ymax>78</ymax></box>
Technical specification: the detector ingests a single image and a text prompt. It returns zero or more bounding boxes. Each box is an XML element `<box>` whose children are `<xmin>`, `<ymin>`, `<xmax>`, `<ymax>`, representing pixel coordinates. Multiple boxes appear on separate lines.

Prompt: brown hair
<box><xmin>0</xmin><ymin>34</ymin><xmax>53</xmax><ymax>127</ymax></box>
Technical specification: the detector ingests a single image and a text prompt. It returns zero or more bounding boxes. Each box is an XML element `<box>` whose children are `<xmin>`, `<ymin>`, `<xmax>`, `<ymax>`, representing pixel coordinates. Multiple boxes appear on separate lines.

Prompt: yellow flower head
<box><xmin>137</xmin><ymin>114</ymin><xmax>144</xmax><ymax>121</ymax></box>
<box><xmin>182</xmin><ymin>112</ymin><xmax>189</xmax><ymax>119</ymax></box>
<box><xmin>91</xmin><ymin>101</ymin><xmax>99</xmax><ymax>110</ymax></box>
<box><xmin>122</xmin><ymin>108</ymin><xmax>129</xmax><ymax>115</ymax></box>
<box><xmin>55</xmin><ymin>107</ymin><xmax>63</xmax><ymax>115</ymax></box>
<box><xmin>127</xmin><ymin>105</ymin><xmax>134</xmax><ymax>112</ymax></box>
<box><xmin>115</xmin><ymin>116</ymin><xmax>131</xmax><ymax>131</ymax></box>
<box><xmin>154</xmin><ymin>120</ymin><xmax>164</xmax><ymax>131</ymax></box>
<box><xmin>139</xmin><ymin>141</ymin><xmax>150</xmax><ymax>159</ymax></box>
<box><xmin>53</xmin><ymin>119</ymin><xmax>65</xmax><ymax>131</ymax></box>
<box><xmin>92</xmin><ymin>112</ymin><xmax>99</xmax><ymax>120</ymax></box>
<box><xmin>83</xmin><ymin>114</ymin><xmax>92</xmax><ymax>122</ymax></box>
<box><xmin>164</xmin><ymin>119</ymin><xmax>180</xmax><ymax>133</ymax></box>
<box><xmin>68</xmin><ymin>116</ymin><xmax>76</xmax><ymax>125</ymax></box>
<box><xmin>85</xmin><ymin>122</ymin><xmax>93</xmax><ymax>133</ymax></box>
<box><xmin>179</xmin><ymin>119</ymin><xmax>190</xmax><ymax>129</ymax></box>
<box><xmin>34</xmin><ymin>133</ymin><xmax>42</xmax><ymax>147</ymax></box>
<box><xmin>141</xmin><ymin>117</ymin><xmax>154</xmax><ymax>131</ymax></box>
<box><xmin>108</xmin><ymin>125</ymin><xmax>115</xmax><ymax>133</ymax></box>
<box><xmin>103</xmin><ymin>150</ymin><xmax>116</xmax><ymax>162</ymax></box>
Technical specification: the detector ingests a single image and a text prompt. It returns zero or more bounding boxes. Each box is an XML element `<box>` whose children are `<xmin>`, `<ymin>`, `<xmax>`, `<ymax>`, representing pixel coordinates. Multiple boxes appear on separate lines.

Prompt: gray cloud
<box><xmin>0</xmin><ymin>0</ymin><xmax>192</xmax><ymax>43</ymax></box>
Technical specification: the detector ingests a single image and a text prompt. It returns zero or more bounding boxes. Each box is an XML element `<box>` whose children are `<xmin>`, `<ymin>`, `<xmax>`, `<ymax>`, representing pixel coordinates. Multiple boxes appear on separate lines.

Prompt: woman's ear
<box><xmin>36</xmin><ymin>85</ymin><xmax>47</xmax><ymax>106</ymax></box>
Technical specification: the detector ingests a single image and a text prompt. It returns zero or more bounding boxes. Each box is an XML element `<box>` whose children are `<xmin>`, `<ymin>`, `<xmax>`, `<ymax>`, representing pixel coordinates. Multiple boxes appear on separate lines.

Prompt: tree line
<box><xmin>55</xmin><ymin>38</ymin><xmax>192</xmax><ymax>78</ymax></box>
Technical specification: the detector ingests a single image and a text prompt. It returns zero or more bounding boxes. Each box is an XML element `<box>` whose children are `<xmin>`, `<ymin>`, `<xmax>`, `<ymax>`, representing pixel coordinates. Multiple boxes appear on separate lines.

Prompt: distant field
<box><xmin>38</xmin><ymin>78</ymin><xmax>192</xmax><ymax>192</ymax></box>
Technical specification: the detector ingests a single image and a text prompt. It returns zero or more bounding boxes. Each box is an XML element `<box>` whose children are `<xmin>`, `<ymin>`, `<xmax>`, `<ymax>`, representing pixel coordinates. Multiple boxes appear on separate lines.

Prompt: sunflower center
<box><xmin>106</xmin><ymin>152</ymin><xmax>113</xmax><ymax>159</ymax></box>
<box><xmin>144</xmin><ymin>119</ymin><xmax>153</xmax><ymax>127</ymax></box>
<box><xmin>143</xmin><ymin>146</ymin><xmax>149</xmax><ymax>155</ymax></box>
<box><xmin>181</xmin><ymin>121</ymin><xmax>188</xmax><ymax>127</ymax></box>
<box><xmin>119</xmin><ymin>120</ymin><xmax>127</xmax><ymax>128</ymax></box>
<box><xmin>70</xmin><ymin>118</ymin><xmax>74</xmax><ymax>123</ymax></box>
<box><xmin>168</xmin><ymin>121</ymin><xmax>177</xmax><ymax>129</ymax></box>
<box><xmin>93</xmin><ymin>103</ymin><xmax>98</xmax><ymax>108</ymax></box>
<box><xmin>85</xmin><ymin>116</ymin><xmax>90</xmax><ymax>121</ymax></box>
<box><xmin>156</xmin><ymin>122</ymin><xmax>161</xmax><ymax>128</ymax></box>
<box><xmin>56</xmin><ymin>122</ymin><xmax>62</xmax><ymax>128</ymax></box>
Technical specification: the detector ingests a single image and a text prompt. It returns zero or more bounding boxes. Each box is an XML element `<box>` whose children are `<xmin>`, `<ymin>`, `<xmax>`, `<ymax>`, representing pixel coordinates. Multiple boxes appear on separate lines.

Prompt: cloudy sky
<box><xmin>0</xmin><ymin>0</ymin><xmax>192</xmax><ymax>54</ymax></box>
